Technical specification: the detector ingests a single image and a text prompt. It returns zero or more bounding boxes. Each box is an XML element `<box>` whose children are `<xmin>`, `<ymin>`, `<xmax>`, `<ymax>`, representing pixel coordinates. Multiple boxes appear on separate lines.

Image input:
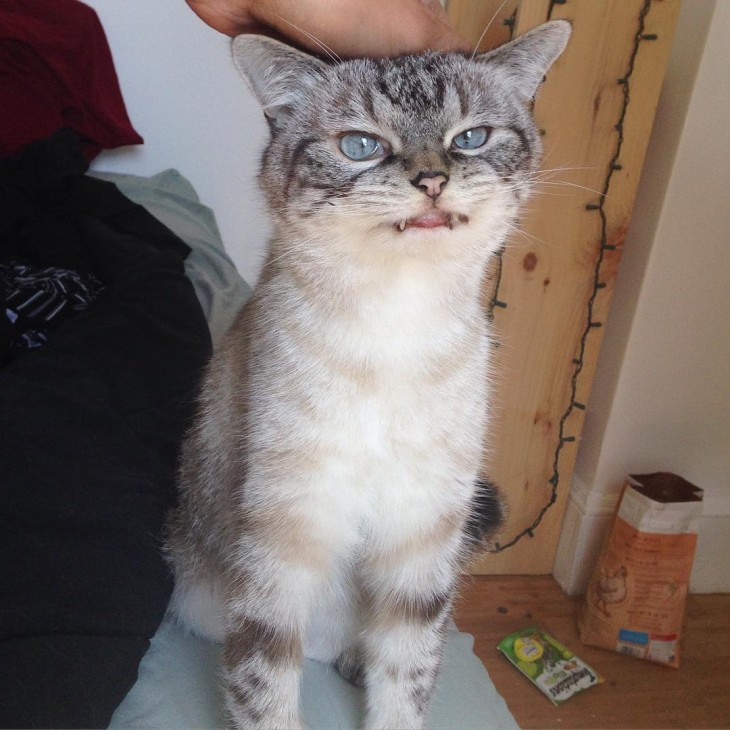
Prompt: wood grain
<box><xmin>447</xmin><ymin>0</ymin><xmax>681</xmax><ymax>573</ymax></box>
<box><xmin>454</xmin><ymin>576</ymin><xmax>730</xmax><ymax>729</ymax></box>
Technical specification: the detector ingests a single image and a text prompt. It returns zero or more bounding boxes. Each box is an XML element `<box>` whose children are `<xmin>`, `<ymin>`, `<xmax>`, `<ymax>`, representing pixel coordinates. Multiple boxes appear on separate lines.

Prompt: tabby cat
<box><xmin>166</xmin><ymin>20</ymin><xmax>570</xmax><ymax>729</ymax></box>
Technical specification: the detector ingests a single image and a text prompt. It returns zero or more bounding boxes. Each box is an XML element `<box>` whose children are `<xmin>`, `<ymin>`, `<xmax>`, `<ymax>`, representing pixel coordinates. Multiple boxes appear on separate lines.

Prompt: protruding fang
<box><xmin>397</xmin><ymin>220</ymin><xmax>407</xmax><ymax>231</ymax></box>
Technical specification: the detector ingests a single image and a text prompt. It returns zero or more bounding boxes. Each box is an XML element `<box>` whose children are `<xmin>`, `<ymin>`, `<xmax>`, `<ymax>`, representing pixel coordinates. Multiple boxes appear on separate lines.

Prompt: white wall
<box><xmin>555</xmin><ymin>0</ymin><xmax>730</xmax><ymax>594</ymax></box>
<box><xmin>85</xmin><ymin>0</ymin><xmax>270</xmax><ymax>284</ymax></box>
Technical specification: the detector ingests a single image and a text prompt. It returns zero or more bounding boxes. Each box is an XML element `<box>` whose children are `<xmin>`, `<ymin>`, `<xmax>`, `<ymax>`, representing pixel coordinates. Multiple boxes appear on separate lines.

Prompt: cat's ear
<box><xmin>476</xmin><ymin>19</ymin><xmax>571</xmax><ymax>100</ymax></box>
<box><xmin>232</xmin><ymin>35</ymin><xmax>327</xmax><ymax>124</ymax></box>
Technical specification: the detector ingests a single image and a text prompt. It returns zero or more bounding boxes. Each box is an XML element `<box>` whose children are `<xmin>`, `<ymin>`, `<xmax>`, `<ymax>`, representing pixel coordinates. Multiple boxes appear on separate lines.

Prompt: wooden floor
<box><xmin>453</xmin><ymin>575</ymin><xmax>729</xmax><ymax>729</ymax></box>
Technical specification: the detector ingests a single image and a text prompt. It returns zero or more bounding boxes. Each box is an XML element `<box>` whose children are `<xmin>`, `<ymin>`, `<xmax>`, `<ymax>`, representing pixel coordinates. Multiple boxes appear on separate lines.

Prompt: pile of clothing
<box><xmin>0</xmin><ymin>3</ymin><xmax>212</xmax><ymax>727</ymax></box>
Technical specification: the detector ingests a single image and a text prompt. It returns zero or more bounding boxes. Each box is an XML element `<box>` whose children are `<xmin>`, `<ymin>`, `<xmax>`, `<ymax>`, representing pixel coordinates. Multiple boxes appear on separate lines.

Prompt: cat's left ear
<box><xmin>476</xmin><ymin>19</ymin><xmax>571</xmax><ymax>100</ymax></box>
<box><xmin>232</xmin><ymin>35</ymin><xmax>327</xmax><ymax>124</ymax></box>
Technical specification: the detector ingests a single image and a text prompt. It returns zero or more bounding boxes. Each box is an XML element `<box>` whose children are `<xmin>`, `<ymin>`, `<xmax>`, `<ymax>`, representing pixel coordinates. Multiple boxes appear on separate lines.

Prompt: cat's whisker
<box><xmin>535</xmin><ymin>165</ymin><xmax>597</xmax><ymax>175</ymax></box>
<box><xmin>530</xmin><ymin>168</ymin><xmax>597</xmax><ymax>185</ymax></box>
<box><xmin>470</xmin><ymin>0</ymin><xmax>512</xmax><ymax>61</ymax></box>
<box><xmin>503</xmin><ymin>223</ymin><xmax>558</xmax><ymax>250</ymax></box>
<box><xmin>522</xmin><ymin>165</ymin><xmax>609</xmax><ymax>200</ymax></box>
<box><xmin>533</xmin><ymin>179</ymin><xmax>609</xmax><ymax>199</ymax></box>
<box><xmin>257</xmin><ymin>240</ymin><xmax>303</xmax><ymax>271</ymax></box>
<box><xmin>524</xmin><ymin>189</ymin><xmax>580</xmax><ymax>199</ymax></box>
<box><xmin>274</xmin><ymin>15</ymin><xmax>341</xmax><ymax>63</ymax></box>
<box><xmin>536</xmin><ymin>141</ymin><xmax>609</xmax><ymax>195</ymax></box>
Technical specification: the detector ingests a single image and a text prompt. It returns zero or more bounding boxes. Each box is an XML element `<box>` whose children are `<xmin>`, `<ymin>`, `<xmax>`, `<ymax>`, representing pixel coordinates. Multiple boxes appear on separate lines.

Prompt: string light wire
<box><xmin>487</xmin><ymin>0</ymin><xmax>655</xmax><ymax>553</ymax></box>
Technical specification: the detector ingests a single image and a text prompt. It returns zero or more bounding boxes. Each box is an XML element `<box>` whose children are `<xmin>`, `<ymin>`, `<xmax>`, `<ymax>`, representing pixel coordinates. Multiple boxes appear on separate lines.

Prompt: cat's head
<box><xmin>233</xmin><ymin>22</ymin><xmax>570</xmax><ymax>265</ymax></box>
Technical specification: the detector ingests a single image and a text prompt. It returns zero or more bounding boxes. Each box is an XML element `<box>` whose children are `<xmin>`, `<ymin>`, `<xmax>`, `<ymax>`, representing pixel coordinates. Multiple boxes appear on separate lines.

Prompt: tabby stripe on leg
<box><xmin>223</xmin><ymin>617</ymin><xmax>303</xmax><ymax>729</ymax></box>
<box><xmin>372</xmin><ymin>588</ymin><xmax>453</xmax><ymax>628</ymax></box>
<box><xmin>224</xmin><ymin>616</ymin><xmax>301</xmax><ymax>668</ymax></box>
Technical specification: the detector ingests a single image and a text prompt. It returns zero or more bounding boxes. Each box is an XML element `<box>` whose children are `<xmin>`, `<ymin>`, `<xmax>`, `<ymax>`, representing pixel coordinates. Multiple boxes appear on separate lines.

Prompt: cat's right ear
<box><xmin>232</xmin><ymin>35</ymin><xmax>327</xmax><ymax>126</ymax></box>
<box><xmin>476</xmin><ymin>20</ymin><xmax>571</xmax><ymax>101</ymax></box>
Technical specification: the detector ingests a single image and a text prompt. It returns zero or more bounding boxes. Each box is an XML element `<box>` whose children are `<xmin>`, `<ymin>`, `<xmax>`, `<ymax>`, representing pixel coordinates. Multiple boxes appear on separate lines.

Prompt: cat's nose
<box><xmin>411</xmin><ymin>170</ymin><xmax>449</xmax><ymax>200</ymax></box>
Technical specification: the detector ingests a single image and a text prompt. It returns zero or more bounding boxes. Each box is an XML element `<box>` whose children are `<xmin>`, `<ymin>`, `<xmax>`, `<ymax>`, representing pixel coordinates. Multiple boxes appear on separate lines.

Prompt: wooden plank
<box><xmin>454</xmin><ymin>576</ymin><xmax>730</xmax><ymax>728</ymax></box>
<box><xmin>513</xmin><ymin>0</ymin><xmax>552</xmax><ymax>31</ymax></box>
<box><xmin>447</xmin><ymin>1</ymin><xmax>681</xmax><ymax>574</ymax></box>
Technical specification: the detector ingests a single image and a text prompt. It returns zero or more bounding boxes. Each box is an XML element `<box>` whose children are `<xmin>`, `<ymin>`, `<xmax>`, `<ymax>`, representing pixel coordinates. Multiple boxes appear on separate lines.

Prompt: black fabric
<box><xmin>0</xmin><ymin>130</ymin><xmax>212</xmax><ymax>728</ymax></box>
<box><xmin>1</xmin><ymin>260</ymin><xmax>104</xmax><ymax>361</ymax></box>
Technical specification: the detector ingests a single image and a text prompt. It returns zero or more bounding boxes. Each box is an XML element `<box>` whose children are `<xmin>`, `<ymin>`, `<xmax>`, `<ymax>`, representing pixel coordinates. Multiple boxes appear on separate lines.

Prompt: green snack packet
<box><xmin>498</xmin><ymin>627</ymin><xmax>602</xmax><ymax>705</ymax></box>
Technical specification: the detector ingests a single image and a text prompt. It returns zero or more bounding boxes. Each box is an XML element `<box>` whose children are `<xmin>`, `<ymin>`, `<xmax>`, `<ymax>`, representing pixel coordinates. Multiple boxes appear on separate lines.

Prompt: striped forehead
<box><xmin>373</xmin><ymin>56</ymin><xmax>449</xmax><ymax>108</ymax></box>
<box><xmin>322</xmin><ymin>56</ymin><xmax>468</xmax><ymax>133</ymax></box>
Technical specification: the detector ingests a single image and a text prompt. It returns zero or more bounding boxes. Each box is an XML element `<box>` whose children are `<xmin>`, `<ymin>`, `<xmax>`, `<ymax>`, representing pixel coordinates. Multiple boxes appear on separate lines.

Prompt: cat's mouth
<box><xmin>394</xmin><ymin>210</ymin><xmax>469</xmax><ymax>232</ymax></box>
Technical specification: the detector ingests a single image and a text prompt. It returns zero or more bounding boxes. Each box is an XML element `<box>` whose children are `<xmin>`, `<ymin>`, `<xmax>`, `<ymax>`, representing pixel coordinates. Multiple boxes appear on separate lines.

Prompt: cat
<box><xmin>166</xmin><ymin>19</ymin><xmax>570</xmax><ymax>730</ymax></box>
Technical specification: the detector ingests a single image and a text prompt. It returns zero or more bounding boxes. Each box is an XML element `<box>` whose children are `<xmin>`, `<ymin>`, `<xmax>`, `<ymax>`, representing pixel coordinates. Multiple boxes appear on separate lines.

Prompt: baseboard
<box><xmin>691</xmin><ymin>514</ymin><xmax>730</xmax><ymax>593</ymax></box>
<box><xmin>553</xmin><ymin>480</ymin><xmax>730</xmax><ymax>594</ymax></box>
<box><xmin>553</xmin><ymin>488</ymin><xmax>615</xmax><ymax>595</ymax></box>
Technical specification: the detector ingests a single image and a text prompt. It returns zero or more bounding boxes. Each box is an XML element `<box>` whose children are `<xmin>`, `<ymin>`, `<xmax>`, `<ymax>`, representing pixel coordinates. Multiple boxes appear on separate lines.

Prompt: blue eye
<box><xmin>451</xmin><ymin>126</ymin><xmax>490</xmax><ymax>151</ymax></box>
<box><xmin>339</xmin><ymin>132</ymin><xmax>382</xmax><ymax>161</ymax></box>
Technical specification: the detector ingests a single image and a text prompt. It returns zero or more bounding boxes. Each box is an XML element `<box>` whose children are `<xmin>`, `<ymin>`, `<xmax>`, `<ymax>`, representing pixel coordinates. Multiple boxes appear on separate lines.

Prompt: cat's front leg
<box><xmin>361</xmin><ymin>537</ymin><xmax>461</xmax><ymax>730</ymax></box>
<box><xmin>222</xmin><ymin>581</ymin><xmax>305</xmax><ymax>730</ymax></box>
<box><xmin>221</xmin><ymin>533</ymin><xmax>324</xmax><ymax>730</ymax></box>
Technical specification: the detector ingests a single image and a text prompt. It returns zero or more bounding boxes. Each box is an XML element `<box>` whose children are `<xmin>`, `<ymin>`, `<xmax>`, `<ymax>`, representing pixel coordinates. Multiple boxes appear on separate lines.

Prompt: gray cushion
<box><xmin>110</xmin><ymin>615</ymin><xmax>518</xmax><ymax>730</ymax></box>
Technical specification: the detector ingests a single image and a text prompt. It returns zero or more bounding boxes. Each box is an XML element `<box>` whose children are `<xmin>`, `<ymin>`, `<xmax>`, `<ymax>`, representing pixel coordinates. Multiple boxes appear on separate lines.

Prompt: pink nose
<box><xmin>411</xmin><ymin>171</ymin><xmax>449</xmax><ymax>200</ymax></box>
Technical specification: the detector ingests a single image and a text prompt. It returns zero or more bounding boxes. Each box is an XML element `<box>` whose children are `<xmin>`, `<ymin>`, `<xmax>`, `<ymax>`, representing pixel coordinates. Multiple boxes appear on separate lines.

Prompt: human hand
<box><xmin>186</xmin><ymin>0</ymin><xmax>468</xmax><ymax>57</ymax></box>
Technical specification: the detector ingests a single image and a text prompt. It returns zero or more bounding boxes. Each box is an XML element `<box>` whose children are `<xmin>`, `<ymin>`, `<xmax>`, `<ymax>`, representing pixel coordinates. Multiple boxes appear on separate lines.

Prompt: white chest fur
<box><xmin>248</xmin><ymin>261</ymin><xmax>491</xmax><ymax>548</ymax></box>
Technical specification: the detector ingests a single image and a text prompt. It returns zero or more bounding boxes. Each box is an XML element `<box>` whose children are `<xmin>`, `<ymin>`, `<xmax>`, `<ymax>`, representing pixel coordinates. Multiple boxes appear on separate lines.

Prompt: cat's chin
<box><xmin>394</xmin><ymin>210</ymin><xmax>470</xmax><ymax>233</ymax></box>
